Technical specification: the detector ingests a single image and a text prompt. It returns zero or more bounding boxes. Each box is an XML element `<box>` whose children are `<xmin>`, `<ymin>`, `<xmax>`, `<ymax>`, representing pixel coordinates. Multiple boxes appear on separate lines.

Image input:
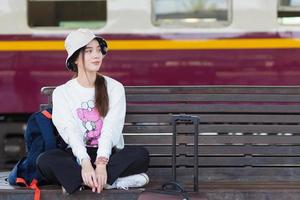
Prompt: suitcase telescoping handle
<box><xmin>171</xmin><ymin>114</ymin><xmax>200</xmax><ymax>192</ymax></box>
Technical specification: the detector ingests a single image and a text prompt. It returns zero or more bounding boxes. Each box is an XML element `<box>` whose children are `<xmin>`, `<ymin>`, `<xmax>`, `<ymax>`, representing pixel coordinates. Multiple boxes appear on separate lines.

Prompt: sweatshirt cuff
<box><xmin>97</xmin><ymin>136</ymin><xmax>112</xmax><ymax>159</ymax></box>
<box><xmin>96</xmin><ymin>147</ymin><xmax>111</xmax><ymax>159</ymax></box>
<box><xmin>96</xmin><ymin>150</ymin><xmax>111</xmax><ymax>159</ymax></box>
<box><xmin>76</xmin><ymin>152</ymin><xmax>90</xmax><ymax>165</ymax></box>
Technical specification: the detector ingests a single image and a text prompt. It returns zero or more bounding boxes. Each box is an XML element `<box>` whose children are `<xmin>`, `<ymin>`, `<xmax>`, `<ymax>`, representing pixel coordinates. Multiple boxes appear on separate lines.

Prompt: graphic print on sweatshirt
<box><xmin>76</xmin><ymin>100</ymin><xmax>103</xmax><ymax>146</ymax></box>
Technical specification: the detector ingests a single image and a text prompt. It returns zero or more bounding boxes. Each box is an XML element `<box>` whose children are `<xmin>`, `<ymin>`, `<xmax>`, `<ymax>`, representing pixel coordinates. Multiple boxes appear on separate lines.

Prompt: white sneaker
<box><xmin>110</xmin><ymin>173</ymin><xmax>149</xmax><ymax>190</ymax></box>
<box><xmin>104</xmin><ymin>182</ymin><xmax>117</xmax><ymax>189</ymax></box>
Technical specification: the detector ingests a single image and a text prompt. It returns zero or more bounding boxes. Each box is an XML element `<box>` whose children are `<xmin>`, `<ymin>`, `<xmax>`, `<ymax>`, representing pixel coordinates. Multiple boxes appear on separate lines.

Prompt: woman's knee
<box><xmin>139</xmin><ymin>146</ymin><xmax>149</xmax><ymax>159</ymax></box>
<box><xmin>36</xmin><ymin>149</ymin><xmax>64</xmax><ymax>169</ymax></box>
<box><xmin>36</xmin><ymin>151</ymin><xmax>51</xmax><ymax>170</ymax></box>
<box><xmin>134</xmin><ymin>146</ymin><xmax>150</xmax><ymax>164</ymax></box>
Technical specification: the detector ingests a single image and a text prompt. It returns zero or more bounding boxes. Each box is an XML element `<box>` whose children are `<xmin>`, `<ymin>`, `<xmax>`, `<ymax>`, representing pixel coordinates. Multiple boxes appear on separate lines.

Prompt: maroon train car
<box><xmin>2</xmin><ymin>1</ymin><xmax>300</xmax><ymax>119</ymax></box>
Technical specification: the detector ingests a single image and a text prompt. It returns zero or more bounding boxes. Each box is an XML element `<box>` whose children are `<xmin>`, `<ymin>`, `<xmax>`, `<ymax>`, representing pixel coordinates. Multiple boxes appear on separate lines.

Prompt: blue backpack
<box><xmin>8</xmin><ymin>109</ymin><xmax>59</xmax><ymax>188</ymax></box>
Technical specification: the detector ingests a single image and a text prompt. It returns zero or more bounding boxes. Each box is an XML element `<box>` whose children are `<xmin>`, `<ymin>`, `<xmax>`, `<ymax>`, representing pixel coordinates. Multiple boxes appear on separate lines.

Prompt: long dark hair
<box><xmin>68</xmin><ymin>46</ymin><xmax>109</xmax><ymax>117</ymax></box>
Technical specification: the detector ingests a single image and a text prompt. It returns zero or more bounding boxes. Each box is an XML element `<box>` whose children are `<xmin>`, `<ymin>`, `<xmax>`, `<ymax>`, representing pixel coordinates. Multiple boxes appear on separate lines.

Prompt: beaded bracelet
<box><xmin>94</xmin><ymin>157</ymin><xmax>109</xmax><ymax>165</ymax></box>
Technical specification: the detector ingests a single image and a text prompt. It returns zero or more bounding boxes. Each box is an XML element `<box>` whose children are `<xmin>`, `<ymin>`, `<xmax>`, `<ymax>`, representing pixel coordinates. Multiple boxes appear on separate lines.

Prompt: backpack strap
<box><xmin>36</xmin><ymin>109</ymin><xmax>57</xmax><ymax>150</ymax></box>
<box><xmin>30</xmin><ymin>179</ymin><xmax>41</xmax><ymax>200</ymax></box>
<box><xmin>16</xmin><ymin>178</ymin><xmax>41</xmax><ymax>200</ymax></box>
<box><xmin>41</xmin><ymin>110</ymin><xmax>52</xmax><ymax>119</ymax></box>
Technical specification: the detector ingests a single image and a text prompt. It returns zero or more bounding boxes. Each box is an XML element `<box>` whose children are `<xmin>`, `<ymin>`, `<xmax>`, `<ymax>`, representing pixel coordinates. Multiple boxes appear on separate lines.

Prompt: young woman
<box><xmin>36</xmin><ymin>29</ymin><xmax>149</xmax><ymax>194</ymax></box>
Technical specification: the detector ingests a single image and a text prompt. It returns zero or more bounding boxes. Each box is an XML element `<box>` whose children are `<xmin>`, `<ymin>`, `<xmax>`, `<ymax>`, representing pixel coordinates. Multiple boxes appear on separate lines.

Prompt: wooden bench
<box><xmin>3</xmin><ymin>85</ymin><xmax>300</xmax><ymax>199</ymax></box>
<box><xmin>40</xmin><ymin>85</ymin><xmax>300</xmax><ymax>190</ymax></box>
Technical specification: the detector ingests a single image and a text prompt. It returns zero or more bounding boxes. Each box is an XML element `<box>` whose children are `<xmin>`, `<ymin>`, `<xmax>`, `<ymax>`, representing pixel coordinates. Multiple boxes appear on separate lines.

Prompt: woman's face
<box><xmin>75</xmin><ymin>39</ymin><xmax>103</xmax><ymax>72</ymax></box>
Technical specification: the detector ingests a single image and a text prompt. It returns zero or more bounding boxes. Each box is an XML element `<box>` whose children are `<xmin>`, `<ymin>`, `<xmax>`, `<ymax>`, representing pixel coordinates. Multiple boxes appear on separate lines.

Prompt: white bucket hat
<box><xmin>64</xmin><ymin>28</ymin><xmax>108</xmax><ymax>71</ymax></box>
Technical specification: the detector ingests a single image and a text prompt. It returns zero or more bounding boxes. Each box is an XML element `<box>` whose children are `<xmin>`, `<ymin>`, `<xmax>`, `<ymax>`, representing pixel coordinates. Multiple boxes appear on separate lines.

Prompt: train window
<box><xmin>27</xmin><ymin>0</ymin><xmax>106</xmax><ymax>29</ymax></box>
<box><xmin>278</xmin><ymin>0</ymin><xmax>300</xmax><ymax>25</ymax></box>
<box><xmin>152</xmin><ymin>0</ymin><xmax>231</xmax><ymax>28</ymax></box>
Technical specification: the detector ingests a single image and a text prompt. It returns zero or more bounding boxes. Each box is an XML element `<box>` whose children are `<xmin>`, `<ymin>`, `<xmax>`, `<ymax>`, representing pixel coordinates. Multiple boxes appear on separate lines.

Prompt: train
<box><xmin>2</xmin><ymin>0</ymin><xmax>300</xmax><ymax>117</ymax></box>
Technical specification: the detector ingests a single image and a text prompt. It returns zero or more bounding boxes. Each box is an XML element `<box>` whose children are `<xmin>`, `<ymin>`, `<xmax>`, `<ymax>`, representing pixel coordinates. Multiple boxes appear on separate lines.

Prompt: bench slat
<box><xmin>127</xmin><ymin>94</ymin><xmax>300</xmax><ymax>102</ymax></box>
<box><xmin>41</xmin><ymin>86</ymin><xmax>300</xmax><ymax>95</ymax></box>
<box><xmin>123</xmin><ymin>124</ymin><xmax>300</xmax><ymax>134</ymax></box>
<box><xmin>147</xmin><ymin>167</ymin><xmax>300</xmax><ymax>182</ymax></box>
<box><xmin>149</xmin><ymin>156</ymin><xmax>300</xmax><ymax>167</ymax></box>
<box><xmin>124</xmin><ymin>135</ymin><xmax>300</xmax><ymax>145</ymax></box>
<box><xmin>126</xmin><ymin>114</ymin><xmax>300</xmax><ymax>123</ymax></box>
<box><xmin>127</xmin><ymin>104</ymin><xmax>300</xmax><ymax>113</ymax></box>
<box><xmin>140</xmin><ymin>145</ymin><xmax>300</xmax><ymax>156</ymax></box>
<box><xmin>125</xmin><ymin>86</ymin><xmax>300</xmax><ymax>94</ymax></box>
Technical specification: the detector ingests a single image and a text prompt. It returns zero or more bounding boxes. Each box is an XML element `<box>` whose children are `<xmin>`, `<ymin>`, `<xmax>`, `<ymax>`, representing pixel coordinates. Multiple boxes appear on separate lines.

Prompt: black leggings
<box><xmin>36</xmin><ymin>146</ymin><xmax>149</xmax><ymax>194</ymax></box>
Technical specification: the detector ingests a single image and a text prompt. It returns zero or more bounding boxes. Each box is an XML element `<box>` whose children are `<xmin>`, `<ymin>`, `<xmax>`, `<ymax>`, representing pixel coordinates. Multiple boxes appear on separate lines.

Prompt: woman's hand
<box><xmin>81</xmin><ymin>158</ymin><xmax>98</xmax><ymax>192</ymax></box>
<box><xmin>95</xmin><ymin>164</ymin><xmax>107</xmax><ymax>193</ymax></box>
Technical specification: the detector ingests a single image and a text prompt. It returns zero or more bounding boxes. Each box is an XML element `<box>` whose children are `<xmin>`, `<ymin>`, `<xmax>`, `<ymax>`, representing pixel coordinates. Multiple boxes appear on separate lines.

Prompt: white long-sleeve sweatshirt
<box><xmin>52</xmin><ymin>76</ymin><xmax>125</xmax><ymax>164</ymax></box>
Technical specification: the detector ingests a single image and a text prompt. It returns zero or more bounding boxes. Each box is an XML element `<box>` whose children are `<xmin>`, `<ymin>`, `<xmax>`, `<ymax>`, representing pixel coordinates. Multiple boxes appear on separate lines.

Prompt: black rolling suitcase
<box><xmin>138</xmin><ymin>114</ymin><xmax>205</xmax><ymax>200</ymax></box>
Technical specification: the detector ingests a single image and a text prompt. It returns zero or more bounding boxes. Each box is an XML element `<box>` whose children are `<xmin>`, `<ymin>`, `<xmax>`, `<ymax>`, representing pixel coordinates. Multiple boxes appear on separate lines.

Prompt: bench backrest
<box><xmin>41</xmin><ymin>86</ymin><xmax>300</xmax><ymax>184</ymax></box>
